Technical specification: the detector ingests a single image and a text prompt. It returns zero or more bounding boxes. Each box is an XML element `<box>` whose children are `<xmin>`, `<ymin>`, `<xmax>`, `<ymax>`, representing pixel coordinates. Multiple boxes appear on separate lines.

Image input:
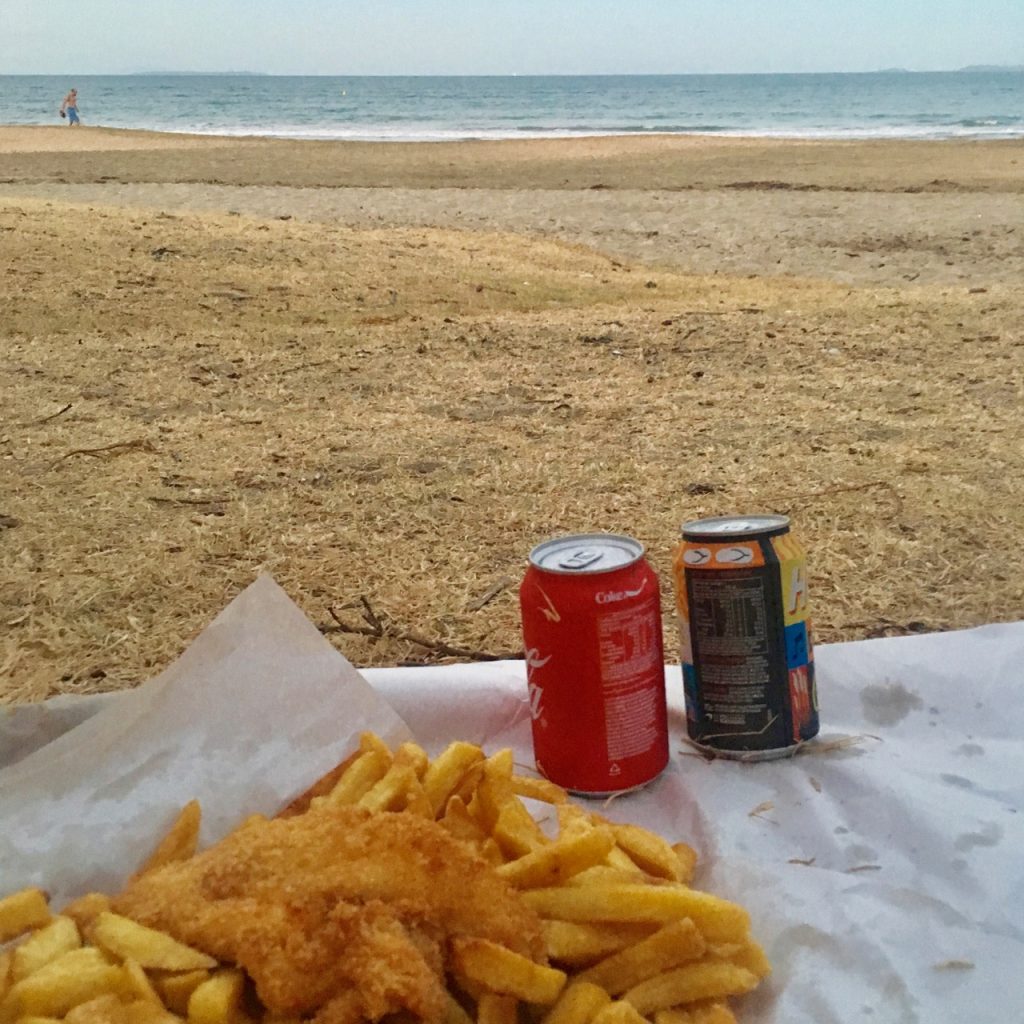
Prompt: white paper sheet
<box><xmin>2</xmin><ymin>582</ymin><xmax>1022</xmax><ymax>1024</ymax></box>
<box><xmin>0</xmin><ymin>576</ymin><xmax>411</xmax><ymax>904</ymax></box>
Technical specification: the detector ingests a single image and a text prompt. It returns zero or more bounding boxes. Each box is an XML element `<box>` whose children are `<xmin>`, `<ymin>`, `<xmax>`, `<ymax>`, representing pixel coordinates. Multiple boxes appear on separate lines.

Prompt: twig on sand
<box><xmin>51</xmin><ymin>438</ymin><xmax>155</xmax><ymax>469</ymax></box>
<box><xmin>148</xmin><ymin>495</ymin><xmax>231</xmax><ymax>507</ymax></box>
<box><xmin>323</xmin><ymin>599</ymin><xmax>522</xmax><ymax>662</ymax></box>
<box><xmin>24</xmin><ymin>402</ymin><xmax>72</xmax><ymax>427</ymax></box>
<box><xmin>781</xmin><ymin>479</ymin><xmax>902</xmax><ymax>511</ymax></box>
<box><xmin>278</xmin><ymin>359</ymin><xmax>333</xmax><ymax>376</ymax></box>
<box><xmin>465</xmin><ymin>576</ymin><xmax>514</xmax><ymax>612</ymax></box>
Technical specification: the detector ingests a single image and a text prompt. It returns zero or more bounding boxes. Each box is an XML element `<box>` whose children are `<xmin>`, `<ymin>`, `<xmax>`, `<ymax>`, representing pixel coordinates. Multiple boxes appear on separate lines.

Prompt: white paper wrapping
<box><xmin>2</xmin><ymin>580</ymin><xmax>1022</xmax><ymax>1024</ymax></box>
<box><xmin>0</xmin><ymin>576</ymin><xmax>411</xmax><ymax>904</ymax></box>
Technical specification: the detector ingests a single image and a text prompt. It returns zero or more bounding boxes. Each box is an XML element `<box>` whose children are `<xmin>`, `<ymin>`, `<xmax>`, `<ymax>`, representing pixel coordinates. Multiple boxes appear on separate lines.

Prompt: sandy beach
<box><xmin>2</xmin><ymin>127</ymin><xmax>1022</xmax><ymax>701</ymax></box>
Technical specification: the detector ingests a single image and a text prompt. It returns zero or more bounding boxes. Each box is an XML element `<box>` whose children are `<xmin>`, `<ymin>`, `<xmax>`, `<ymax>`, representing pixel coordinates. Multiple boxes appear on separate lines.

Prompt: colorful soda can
<box><xmin>520</xmin><ymin>533</ymin><xmax>669</xmax><ymax>796</ymax></box>
<box><xmin>671</xmin><ymin>514</ymin><xmax>818</xmax><ymax>760</ymax></box>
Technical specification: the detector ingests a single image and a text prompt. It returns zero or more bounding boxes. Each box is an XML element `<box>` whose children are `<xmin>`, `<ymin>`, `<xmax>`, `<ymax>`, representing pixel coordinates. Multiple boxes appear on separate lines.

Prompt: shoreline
<box><xmin>1</xmin><ymin>126</ymin><xmax>1022</xmax><ymax>193</ymax></box>
<box><xmin>5</xmin><ymin>124</ymin><xmax>1023</xmax><ymax>144</ymax></box>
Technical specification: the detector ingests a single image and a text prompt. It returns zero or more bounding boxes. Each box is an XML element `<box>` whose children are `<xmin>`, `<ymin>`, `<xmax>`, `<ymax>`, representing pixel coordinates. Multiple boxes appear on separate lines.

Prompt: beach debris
<box><xmin>22</xmin><ymin>402</ymin><xmax>73</xmax><ymax>427</ymax></box>
<box><xmin>148</xmin><ymin>495</ymin><xmax>230</xmax><ymax>515</ymax></box>
<box><xmin>465</xmin><ymin>576</ymin><xmax>514</xmax><ymax>612</ymax></box>
<box><xmin>0</xmin><ymin>514</ymin><xmax>21</xmax><ymax>530</ymax></box>
<box><xmin>324</xmin><ymin>597</ymin><xmax>521</xmax><ymax>663</ymax></box>
<box><xmin>795</xmin><ymin>733</ymin><xmax>880</xmax><ymax>756</ymax></box>
<box><xmin>51</xmin><ymin>438</ymin><xmax>156</xmax><ymax>469</ymax></box>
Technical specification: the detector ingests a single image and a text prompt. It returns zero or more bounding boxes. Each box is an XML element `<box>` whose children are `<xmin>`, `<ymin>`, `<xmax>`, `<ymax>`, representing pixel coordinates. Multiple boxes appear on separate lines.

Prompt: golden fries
<box><xmin>0</xmin><ymin>890</ymin><xmax>51</xmax><ymax>946</ymax></box>
<box><xmin>0</xmin><ymin>731</ymin><xmax>769</xmax><ymax>1024</ymax></box>
<box><xmin>133</xmin><ymin>800</ymin><xmax>202</xmax><ymax>879</ymax></box>
<box><xmin>452</xmin><ymin>938</ymin><xmax>567</xmax><ymax>1004</ymax></box>
<box><xmin>90</xmin><ymin>912</ymin><xmax>216</xmax><ymax>971</ymax></box>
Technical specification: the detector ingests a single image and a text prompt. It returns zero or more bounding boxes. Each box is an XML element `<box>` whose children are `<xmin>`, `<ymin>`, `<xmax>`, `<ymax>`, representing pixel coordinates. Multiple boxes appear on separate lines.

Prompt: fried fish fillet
<box><xmin>113</xmin><ymin>806</ymin><xmax>545</xmax><ymax>1023</ymax></box>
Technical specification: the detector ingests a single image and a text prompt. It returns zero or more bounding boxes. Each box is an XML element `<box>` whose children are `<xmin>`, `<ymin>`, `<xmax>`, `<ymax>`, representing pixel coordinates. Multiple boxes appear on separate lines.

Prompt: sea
<box><xmin>2</xmin><ymin>71</ymin><xmax>1022</xmax><ymax>142</ymax></box>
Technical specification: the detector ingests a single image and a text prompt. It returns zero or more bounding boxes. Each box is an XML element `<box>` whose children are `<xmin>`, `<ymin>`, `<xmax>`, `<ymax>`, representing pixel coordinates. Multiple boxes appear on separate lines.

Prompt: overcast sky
<box><xmin>2</xmin><ymin>0</ymin><xmax>1021</xmax><ymax>75</ymax></box>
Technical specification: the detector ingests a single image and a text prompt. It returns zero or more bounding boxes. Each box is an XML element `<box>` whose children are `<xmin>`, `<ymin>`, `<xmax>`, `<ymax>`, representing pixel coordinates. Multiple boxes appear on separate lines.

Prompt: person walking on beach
<box><xmin>59</xmin><ymin>88</ymin><xmax>80</xmax><ymax>125</ymax></box>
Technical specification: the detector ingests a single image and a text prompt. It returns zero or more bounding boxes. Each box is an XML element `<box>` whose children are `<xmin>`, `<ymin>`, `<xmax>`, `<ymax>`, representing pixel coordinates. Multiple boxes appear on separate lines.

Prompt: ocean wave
<box><xmin>152</xmin><ymin>120</ymin><xmax>1024</xmax><ymax>143</ymax></box>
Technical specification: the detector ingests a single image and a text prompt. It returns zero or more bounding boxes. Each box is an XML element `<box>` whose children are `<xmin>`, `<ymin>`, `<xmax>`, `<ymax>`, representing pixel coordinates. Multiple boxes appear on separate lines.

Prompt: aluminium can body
<box><xmin>520</xmin><ymin>533</ymin><xmax>669</xmax><ymax>796</ymax></box>
<box><xmin>671</xmin><ymin>514</ymin><xmax>819</xmax><ymax>759</ymax></box>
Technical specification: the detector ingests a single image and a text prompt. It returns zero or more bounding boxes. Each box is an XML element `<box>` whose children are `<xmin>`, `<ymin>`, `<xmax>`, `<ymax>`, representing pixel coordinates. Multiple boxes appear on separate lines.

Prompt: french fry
<box><xmin>150</xmin><ymin>968</ymin><xmax>210</xmax><ymax>1014</ymax></box>
<box><xmin>0</xmin><ymin>952</ymin><xmax>12</xmax><ymax>1004</ymax></box>
<box><xmin>522</xmin><ymin>884</ymin><xmax>750</xmax><ymax>942</ymax></box>
<box><xmin>452</xmin><ymin>938</ymin><xmax>567</xmax><ymax>1005</ymax></box>
<box><xmin>422</xmin><ymin>741</ymin><xmax>486</xmax><ymax>815</ymax></box>
<box><xmin>511</xmin><ymin>775</ymin><xmax>569</xmax><ymax>806</ymax></box>
<box><xmin>496</xmin><ymin>827</ymin><xmax>616</xmax><ymax>889</ymax></box>
<box><xmin>393</xmin><ymin>740</ymin><xmax>431</xmax><ymax>778</ymax></box>
<box><xmin>540</xmin><ymin>980</ymin><xmax>612</xmax><ymax>1024</ymax></box>
<box><xmin>557</xmin><ymin>804</ymin><xmax>598</xmax><ymax>838</ymax></box>
<box><xmin>568</xmin><ymin>866</ymin><xmax>646</xmax><ymax>887</ymax></box>
<box><xmin>60</xmin><ymin>894</ymin><xmax>112</xmax><ymax>933</ymax></box>
<box><xmin>591</xmin><ymin>999</ymin><xmax>650</xmax><ymax>1024</ymax></box>
<box><xmin>672</xmin><ymin>844</ymin><xmax>699</xmax><ymax>886</ymax></box>
<box><xmin>357</xmin><ymin>762</ymin><xmax>418</xmax><ymax>812</ymax></box>
<box><xmin>121</xmin><ymin>999</ymin><xmax>185</xmax><ymax>1024</ymax></box>
<box><xmin>576</xmin><ymin>919</ymin><xmax>706</xmax><ymax>994</ymax></box>
<box><xmin>11</xmin><ymin>916</ymin><xmax>81</xmax><ymax>982</ymax></box>
<box><xmin>91</xmin><ymin>912</ymin><xmax>216</xmax><ymax>971</ymax></box>
<box><xmin>62</xmin><ymin>992</ymin><xmax>121</xmax><ymax>1023</ymax></box>
<box><xmin>493</xmin><ymin>797</ymin><xmax>550</xmax><ymax>858</ymax></box>
<box><xmin>610</xmin><ymin>824</ymin><xmax>684</xmax><ymax>882</ymax></box>
<box><xmin>655</xmin><ymin>1002</ymin><xmax>739</xmax><ymax>1024</ymax></box>
<box><xmin>439</xmin><ymin>794</ymin><xmax>491</xmax><ymax>848</ymax></box>
<box><xmin>321</xmin><ymin>739</ymin><xmax>392</xmax><ymax>808</ymax></box>
<box><xmin>443</xmin><ymin>991</ymin><xmax>476</xmax><ymax>1024</ymax></box>
<box><xmin>623</xmin><ymin>962</ymin><xmax>758</xmax><ymax>1015</ymax></box>
<box><xmin>402</xmin><ymin>778</ymin><xmax>435</xmax><ymax>818</ymax></box>
<box><xmin>121</xmin><ymin>958</ymin><xmax>164</xmax><ymax>1005</ymax></box>
<box><xmin>133</xmin><ymin>800</ymin><xmax>202</xmax><ymax>878</ymax></box>
<box><xmin>186</xmin><ymin>968</ymin><xmax>246</xmax><ymax>1024</ymax></box>
<box><xmin>604</xmin><ymin>847</ymin><xmax>642</xmax><ymax>873</ymax></box>
<box><xmin>477</xmin><ymin>991</ymin><xmax>520</xmax><ymax>1024</ymax></box>
<box><xmin>542</xmin><ymin>921</ymin><xmax>657</xmax><ymax>967</ymax></box>
<box><xmin>724</xmin><ymin>939</ymin><xmax>771</xmax><ymax>980</ymax></box>
<box><xmin>0</xmin><ymin>888</ymin><xmax>51</xmax><ymax>944</ymax></box>
<box><xmin>468</xmin><ymin>749</ymin><xmax>517</xmax><ymax>833</ymax></box>
<box><xmin>0</xmin><ymin>947</ymin><xmax>124</xmax><ymax>1021</ymax></box>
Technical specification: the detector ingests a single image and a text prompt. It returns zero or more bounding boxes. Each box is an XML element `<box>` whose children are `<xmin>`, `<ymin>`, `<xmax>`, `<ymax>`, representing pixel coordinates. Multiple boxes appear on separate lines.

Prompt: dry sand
<box><xmin>1</xmin><ymin>127</ymin><xmax>1022</xmax><ymax>702</ymax></box>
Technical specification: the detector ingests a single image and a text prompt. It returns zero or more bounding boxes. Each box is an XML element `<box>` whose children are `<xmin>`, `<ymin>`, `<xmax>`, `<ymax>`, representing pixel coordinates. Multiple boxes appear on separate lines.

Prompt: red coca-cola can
<box><xmin>520</xmin><ymin>533</ymin><xmax>669</xmax><ymax>796</ymax></box>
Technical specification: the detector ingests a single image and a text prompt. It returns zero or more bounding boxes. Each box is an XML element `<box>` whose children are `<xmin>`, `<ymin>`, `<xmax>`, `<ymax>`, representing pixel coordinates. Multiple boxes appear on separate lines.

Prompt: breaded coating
<box><xmin>113</xmin><ymin>806</ymin><xmax>545</xmax><ymax>1022</ymax></box>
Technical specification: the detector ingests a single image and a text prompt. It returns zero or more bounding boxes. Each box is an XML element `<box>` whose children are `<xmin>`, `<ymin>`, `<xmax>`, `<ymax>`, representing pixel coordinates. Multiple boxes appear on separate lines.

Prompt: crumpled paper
<box><xmin>2</xmin><ymin>579</ymin><xmax>1022</xmax><ymax>1024</ymax></box>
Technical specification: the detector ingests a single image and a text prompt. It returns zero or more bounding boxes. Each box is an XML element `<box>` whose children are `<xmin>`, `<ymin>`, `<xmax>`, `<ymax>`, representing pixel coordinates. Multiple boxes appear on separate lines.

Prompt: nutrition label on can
<box><xmin>597</xmin><ymin>603</ymin><xmax>662</xmax><ymax>759</ymax></box>
<box><xmin>689</xmin><ymin>572</ymin><xmax>776</xmax><ymax>725</ymax></box>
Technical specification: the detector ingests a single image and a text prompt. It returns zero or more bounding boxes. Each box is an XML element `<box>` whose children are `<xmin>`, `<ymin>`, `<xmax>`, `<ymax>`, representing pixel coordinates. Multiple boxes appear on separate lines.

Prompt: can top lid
<box><xmin>682</xmin><ymin>514</ymin><xmax>790</xmax><ymax>540</ymax></box>
<box><xmin>529</xmin><ymin>533</ymin><xmax>644</xmax><ymax>574</ymax></box>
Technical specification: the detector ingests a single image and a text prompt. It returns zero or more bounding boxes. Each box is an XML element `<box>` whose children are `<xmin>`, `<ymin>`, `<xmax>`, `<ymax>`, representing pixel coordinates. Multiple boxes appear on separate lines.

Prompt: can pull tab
<box><xmin>558</xmin><ymin>548</ymin><xmax>603</xmax><ymax>571</ymax></box>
